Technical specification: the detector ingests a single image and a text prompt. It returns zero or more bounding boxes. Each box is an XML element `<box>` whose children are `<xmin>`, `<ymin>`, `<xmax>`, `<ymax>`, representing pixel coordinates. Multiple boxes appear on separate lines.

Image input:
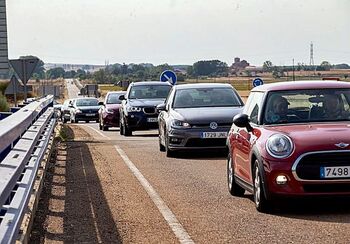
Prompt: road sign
<box><xmin>253</xmin><ymin>78</ymin><xmax>264</xmax><ymax>87</ymax></box>
<box><xmin>9</xmin><ymin>58</ymin><xmax>39</xmax><ymax>101</ymax></box>
<box><xmin>160</xmin><ymin>70</ymin><xmax>177</xmax><ymax>85</ymax></box>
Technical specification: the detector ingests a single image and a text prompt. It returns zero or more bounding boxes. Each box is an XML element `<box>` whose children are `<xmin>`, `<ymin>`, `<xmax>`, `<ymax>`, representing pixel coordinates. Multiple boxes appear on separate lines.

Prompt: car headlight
<box><xmin>127</xmin><ymin>107</ymin><xmax>142</xmax><ymax>112</ymax></box>
<box><xmin>171</xmin><ymin>119</ymin><xmax>191</xmax><ymax>129</ymax></box>
<box><xmin>75</xmin><ymin>109</ymin><xmax>82</xmax><ymax>113</ymax></box>
<box><xmin>266</xmin><ymin>134</ymin><xmax>294</xmax><ymax>159</ymax></box>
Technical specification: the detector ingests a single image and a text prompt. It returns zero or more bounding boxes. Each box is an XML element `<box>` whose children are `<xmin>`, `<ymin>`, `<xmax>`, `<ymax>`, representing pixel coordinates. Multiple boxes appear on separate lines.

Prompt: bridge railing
<box><xmin>0</xmin><ymin>95</ymin><xmax>56</xmax><ymax>244</ymax></box>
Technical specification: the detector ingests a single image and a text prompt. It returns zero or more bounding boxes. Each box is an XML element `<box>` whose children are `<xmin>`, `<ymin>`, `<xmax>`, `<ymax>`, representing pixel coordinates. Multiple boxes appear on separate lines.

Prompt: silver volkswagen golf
<box><xmin>157</xmin><ymin>83</ymin><xmax>244</xmax><ymax>157</ymax></box>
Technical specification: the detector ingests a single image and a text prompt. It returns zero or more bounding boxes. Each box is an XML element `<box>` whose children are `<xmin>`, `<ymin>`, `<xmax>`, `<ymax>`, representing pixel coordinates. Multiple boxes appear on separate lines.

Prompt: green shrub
<box><xmin>0</xmin><ymin>94</ymin><xmax>9</xmax><ymax>112</ymax></box>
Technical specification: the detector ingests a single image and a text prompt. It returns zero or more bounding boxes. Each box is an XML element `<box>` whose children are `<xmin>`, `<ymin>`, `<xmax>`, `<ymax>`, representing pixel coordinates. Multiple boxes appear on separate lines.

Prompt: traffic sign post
<box><xmin>252</xmin><ymin>78</ymin><xmax>264</xmax><ymax>88</ymax></box>
<box><xmin>9</xmin><ymin>58</ymin><xmax>39</xmax><ymax>101</ymax></box>
<box><xmin>160</xmin><ymin>70</ymin><xmax>177</xmax><ymax>85</ymax></box>
<box><xmin>5</xmin><ymin>76</ymin><xmax>21</xmax><ymax>106</ymax></box>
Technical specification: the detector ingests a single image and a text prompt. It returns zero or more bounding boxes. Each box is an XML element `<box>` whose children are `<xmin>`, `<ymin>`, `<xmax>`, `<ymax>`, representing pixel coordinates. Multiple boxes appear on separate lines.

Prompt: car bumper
<box><xmin>75</xmin><ymin>113</ymin><xmax>99</xmax><ymax>121</ymax></box>
<box><xmin>263</xmin><ymin>157</ymin><xmax>350</xmax><ymax>197</ymax></box>
<box><xmin>102</xmin><ymin>113</ymin><xmax>120</xmax><ymax>127</ymax></box>
<box><xmin>125</xmin><ymin>113</ymin><xmax>159</xmax><ymax>130</ymax></box>
<box><xmin>167</xmin><ymin>127</ymin><xmax>230</xmax><ymax>150</ymax></box>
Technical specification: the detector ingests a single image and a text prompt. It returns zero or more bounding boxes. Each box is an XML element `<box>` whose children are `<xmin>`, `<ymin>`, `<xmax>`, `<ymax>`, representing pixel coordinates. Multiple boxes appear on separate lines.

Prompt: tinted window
<box><xmin>263</xmin><ymin>89</ymin><xmax>350</xmax><ymax>125</ymax></box>
<box><xmin>129</xmin><ymin>85</ymin><xmax>171</xmax><ymax>99</ymax></box>
<box><xmin>106</xmin><ymin>93</ymin><xmax>122</xmax><ymax>104</ymax></box>
<box><xmin>76</xmin><ymin>99</ymin><xmax>99</xmax><ymax>106</ymax></box>
<box><xmin>173</xmin><ymin>88</ymin><xmax>242</xmax><ymax>108</ymax></box>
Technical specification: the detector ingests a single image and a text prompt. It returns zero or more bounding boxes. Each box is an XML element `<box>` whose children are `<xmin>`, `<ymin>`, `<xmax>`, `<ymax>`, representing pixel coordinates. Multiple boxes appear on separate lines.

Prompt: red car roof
<box><xmin>252</xmin><ymin>80</ymin><xmax>350</xmax><ymax>92</ymax></box>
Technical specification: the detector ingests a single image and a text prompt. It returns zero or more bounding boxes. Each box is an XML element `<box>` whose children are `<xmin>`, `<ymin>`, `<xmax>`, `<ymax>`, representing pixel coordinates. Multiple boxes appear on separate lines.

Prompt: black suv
<box><xmin>119</xmin><ymin>81</ymin><xmax>172</xmax><ymax>136</ymax></box>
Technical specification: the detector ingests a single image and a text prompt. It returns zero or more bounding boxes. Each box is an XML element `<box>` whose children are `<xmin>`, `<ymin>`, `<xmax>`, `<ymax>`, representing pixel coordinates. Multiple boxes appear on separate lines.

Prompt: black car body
<box><xmin>158</xmin><ymin>83</ymin><xmax>244</xmax><ymax>157</ymax></box>
<box><xmin>70</xmin><ymin>97</ymin><xmax>100</xmax><ymax>123</ymax></box>
<box><xmin>119</xmin><ymin>81</ymin><xmax>172</xmax><ymax>136</ymax></box>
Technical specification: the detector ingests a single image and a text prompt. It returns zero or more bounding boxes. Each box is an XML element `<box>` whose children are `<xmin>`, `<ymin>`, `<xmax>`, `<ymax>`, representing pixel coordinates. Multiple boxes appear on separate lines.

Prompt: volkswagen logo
<box><xmin>335</xmin><ymin>142</ymin><xmax>349</xmax><ymax>149</ymax></box>
<box><xmin>210</xmin><ymin>122</ymin><xmax>218</xmax><ymax>130</ymax></box>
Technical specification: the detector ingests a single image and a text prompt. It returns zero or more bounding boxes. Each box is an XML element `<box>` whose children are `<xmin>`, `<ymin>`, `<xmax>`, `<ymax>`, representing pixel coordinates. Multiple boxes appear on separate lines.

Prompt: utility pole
<box><xmin>292</xmin><ymin>59</ymin><xmax>295</xmax><ymax>81</ymax></box>
<box><xmin>310</xmin><ymin>42</ymin><xmax>315</xmax><ymax>75</ymax></box>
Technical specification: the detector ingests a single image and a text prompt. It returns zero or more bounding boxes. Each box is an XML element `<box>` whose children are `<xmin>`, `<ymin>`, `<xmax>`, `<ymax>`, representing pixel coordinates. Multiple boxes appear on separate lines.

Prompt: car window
<box><xmin>263</xmin><ymin>89</ymin><xmax>350</xmax><ymax>125</ymax></box>
<box><xmin>76</xmin><ymin>99</ymin><xmax>99</xmax><ymax>106</ymax></box>
<box><xmin>129</xmin><ymin>85</ymin><xmax>171</xmax><ymax>99</ymax></box>
<box><xmin>173</xmin><ymin>87</ymin><xmax>242</xmax><ymax>108</ymax></box>
<box><xmin>106</xmin><ymin>93</ymin><xmax>122</xmax><ymax>104</ymax></box>
<box><xmin>243</xmin><ymin>92</ymin><xmax>264</xmax><ymax>124</ymax></box>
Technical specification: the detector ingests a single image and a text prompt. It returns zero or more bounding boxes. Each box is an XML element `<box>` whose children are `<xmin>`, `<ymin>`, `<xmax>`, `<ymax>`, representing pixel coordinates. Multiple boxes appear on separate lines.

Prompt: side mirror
<box><xmin>98</xmin><ymin>101</ymin><xmax>104</xmax><ymax>106</ymax></box>
<box><xmin>233</xmin><ymin>113</ymin><xmax>253</xmax><ymax>132</ymax></box>
<box><xmin>119</xmin><ymin>94</ymin><xmax>125</xmax><ymax>101</ymax></box>
<box><xmin>156</xmin><ymin>103</ymin><xmax>167</xmax><ymax>112</ymax></box>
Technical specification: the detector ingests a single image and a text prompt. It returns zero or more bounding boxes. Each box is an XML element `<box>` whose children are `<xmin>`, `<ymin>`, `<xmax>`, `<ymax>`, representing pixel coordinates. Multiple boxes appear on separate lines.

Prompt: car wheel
<box><xmin>103</xmin><ymin>125</ymin><xmax>108</xmax><ymax>131</ymax></box>
<box><xmin>227</xmin><ymin>154</ymin><xmax>245</xmax><ymax>197</ymax></box>
<box><xmin>165</xmin><ymin>133</ymin><xmax>176</xmax><ymax>157</ymax></box>
<box><xmin>85</xmin><ymin>121</ymin><xmax>89</xmax><ymax>123</ymax></box>
<box><xmin>99</xmin><ymin>121</ymin><xmax>102</xmax><ymax>130</ymax></box>
<box><xmin>159</xmin><ymin>135</ymin><xmax>166</xmax><ymax>152</ymax></box>
<box><xmin>123</xmin><ymin>119</ymin><xmax>132</xmax><ymax>136</ymax></box>
<box><xmin>63</xmin><ymin>118</ymin><xmax>67</xmax><ymax>124</ymax></box>
<box><xmin>253</xmin><ymin>160</ymin><xmax>271</xmax><ymax>213</ymax></box>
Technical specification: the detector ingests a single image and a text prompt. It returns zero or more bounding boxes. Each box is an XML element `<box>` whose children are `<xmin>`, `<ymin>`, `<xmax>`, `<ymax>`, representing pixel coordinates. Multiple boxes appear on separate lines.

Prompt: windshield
<box><xmin>263</xmin><ymin>89</ymin><xmax>350</xmax><ymax>125</ymax></box>
<box><xmin>106</xmin><ymin>93</ymin><xmax>123</xmax><ymax>104</ymax></box>
<box><xmin>76</xmin><ymin>99</ymin><xmax>99</xmax><ymax>106</ymax></box>
<box><xmin>173</xmin><ymin>88</ymin><xmax>242</xmax><ymax>108</ymax></box>
<box><xmin>129</xmin><ymin>85</ymin><xmax>171</xmax><ymax>99</ymax></box>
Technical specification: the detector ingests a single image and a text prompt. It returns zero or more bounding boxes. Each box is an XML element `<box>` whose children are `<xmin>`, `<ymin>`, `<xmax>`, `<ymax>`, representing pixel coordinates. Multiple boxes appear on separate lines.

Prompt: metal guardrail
<box><xmin>0</xmin><ymin>96</ymin><xmax>56</xmax><ymax>244</ymax></box>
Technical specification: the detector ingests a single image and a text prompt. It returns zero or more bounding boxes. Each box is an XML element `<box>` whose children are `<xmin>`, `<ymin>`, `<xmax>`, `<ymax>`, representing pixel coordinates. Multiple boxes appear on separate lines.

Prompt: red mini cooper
<box><xmin>227</xmin><ymin>80</ymin><xmax>350</xmax><ymax>212</ymax></box>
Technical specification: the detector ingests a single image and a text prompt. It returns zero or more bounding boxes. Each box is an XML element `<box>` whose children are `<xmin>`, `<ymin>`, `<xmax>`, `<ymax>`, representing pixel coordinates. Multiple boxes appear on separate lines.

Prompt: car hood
<box><xmin>105</xmin><ymin>104</ymin><xmax>121</xmax><ymax>110</ymax></box>
<box><xmin>264</xmin><ymin>123</ymin><xmax>350</xmax><ymax>151</ymax></box>
<box><xmin>173</xmin><ymin>107</ymin><xmax>243</xmax><ymax>124</ymax></box>
<box><xmin>128</xmin><ymin>99</ymin><xmax>165</xmax><ymax>107</ymax></box>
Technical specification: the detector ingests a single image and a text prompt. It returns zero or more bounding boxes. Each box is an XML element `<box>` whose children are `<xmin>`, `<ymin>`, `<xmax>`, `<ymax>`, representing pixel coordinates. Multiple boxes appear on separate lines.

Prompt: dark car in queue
<box><xmin>227</xmin><ymin>80</ymin><xmax>350</xmax><ymax>213</ymax></box>
<box><xmin>119</xmin><ymin>81</ymin><xmax>172</xmax><ymax>136</ymax></box>
<box><xmin>61</xmin><ymin>99</ymin><xmax>74</xmax><ymax>123</ymax></box>
<box><xmin>70</xmin><ymin>97</ymin><xmax>100</xmax><ymax>123</ymax></box>
<box><xmin>157</xmin><ymin>83</ymin><xmax>244</xmax><ymax>157</ymax></box>
<box><xmin>98</xmin><ymin>91</ymin><xmax>126</xmax><ymax>131</ymax></box>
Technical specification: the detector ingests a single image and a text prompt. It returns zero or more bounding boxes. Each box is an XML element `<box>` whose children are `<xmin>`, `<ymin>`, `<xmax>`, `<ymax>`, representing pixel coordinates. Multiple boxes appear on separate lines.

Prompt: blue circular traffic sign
<box><xmin>253</xmin><ymin>78</ymin><xmax>264</xmax><ymax>87</ymax></box>
<box><xmin>160</xmin><ymin>70</ymin><xmax>177</xmax><ymax>85</ymax></box>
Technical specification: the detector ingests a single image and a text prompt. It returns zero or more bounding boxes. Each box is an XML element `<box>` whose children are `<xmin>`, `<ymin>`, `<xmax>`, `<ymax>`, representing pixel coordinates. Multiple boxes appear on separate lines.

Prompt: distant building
<box><xmin>0</xmin><ymin>0</ymin><xmax>8</xmax><ymax>79</ymax></box>
<box><xmin>230</xmin><ymin>57</ymin><xmax>250</xmax><ymax>73</ymax></box>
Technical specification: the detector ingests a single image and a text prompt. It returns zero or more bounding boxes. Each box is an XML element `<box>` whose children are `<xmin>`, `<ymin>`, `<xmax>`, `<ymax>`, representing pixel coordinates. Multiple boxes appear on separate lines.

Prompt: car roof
<box><xmin>106</xmin><ymin>91</ymin><xmax>126</xmax><ymax>95</ymax></box>
<box><xmin>252</xmin><ymin>80</ymin><xmax>350</xmax><ymax>92</ymax></box>
<box><xmin>131</xmin><ymin>81</ymin><xmax>172</xmax><ymax>86</ymax></box>
<box><xmin>174</xmin><ymin>83</ymin><xmax>233</xmax><ymax>90</ymax></box>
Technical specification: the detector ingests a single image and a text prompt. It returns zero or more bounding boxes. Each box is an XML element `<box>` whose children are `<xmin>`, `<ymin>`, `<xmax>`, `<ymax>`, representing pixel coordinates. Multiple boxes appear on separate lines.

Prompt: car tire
<box><xmin>103</xmin><ymin>126</ymin><xmax>108</xmax><ymax>131</ymax></box>
<box><xmin>85</xmin><ymin>121</ymin><xmax>89</xmax><ymax>123</ymax></box>
<box><xmin>227</xmin><ymin>154</ymin><xmax>245</xmax><ymax>197</ymax></box>
<box><xmin>122</xmin><ymin>119</ymin><xmax>132</xmax><ymax>136</ymax></box>
<box><xmin>99</xmin><ymin>121</ymin><xmax>102</xmax><ymax>130</ymax></box>
<box><xmin>253</xmin><ymin>160</ymin><xmax>271</xmax><ymax>213</ymax></box>
<box><xmin>63</xmin><ymin>118</ymin><xmax>67</xmax><ymax>124</ymax></box>
<box><xmin>159</xmin><ymin>135</ymin><xmax>166</xmax><ymax>152</ymax></box>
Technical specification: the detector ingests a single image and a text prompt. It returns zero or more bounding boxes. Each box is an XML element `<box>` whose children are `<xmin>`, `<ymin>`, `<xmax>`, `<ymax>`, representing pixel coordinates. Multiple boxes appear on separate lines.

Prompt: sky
<box><xmin>6</xmin><ymin>0</ymin><xmax>350</xmax><ymax>66</ymax></box>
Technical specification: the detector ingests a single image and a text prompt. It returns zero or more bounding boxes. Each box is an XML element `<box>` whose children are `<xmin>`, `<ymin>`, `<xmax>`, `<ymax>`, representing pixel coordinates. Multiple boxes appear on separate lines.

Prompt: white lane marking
<box><xmin>114</xmin><ymin>145</ymin><xmax>195</xmax><ymax>244</ymax></box>
<box><xmin>79</xmin><ymin>124</ymin><xmax>110</xmax><ymax>139</ymax></box>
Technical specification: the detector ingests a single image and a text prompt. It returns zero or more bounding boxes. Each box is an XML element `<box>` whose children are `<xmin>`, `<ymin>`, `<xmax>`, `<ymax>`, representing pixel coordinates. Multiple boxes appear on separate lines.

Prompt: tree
<box><xmin>192</xmin><ymin>60</ymin><xmax>228</xmax><ymax>76</ymax></box>
<box><xmin>263</xmin><ymin>61</ymin><xmax>273</xmax><ymax>72</ymax></box>
<box><xmin>46</xmin><ymin>67</ymin><xmax>65</xmax><ymax>79</ymax></box>
<box><xmin>93</xmin><ymin>69</ymin><xmax>107</xmax><ymax>83</ymax></box>
<box><xmin>320</xmin><ymin>61</ymin><xmax>331</xmax><ymax>71</ymax></box>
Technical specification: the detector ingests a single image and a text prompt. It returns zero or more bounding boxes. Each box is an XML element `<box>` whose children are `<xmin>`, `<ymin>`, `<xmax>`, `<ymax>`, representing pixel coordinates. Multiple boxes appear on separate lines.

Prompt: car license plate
<box><xmin>147</xmin><ymin>118</ymin><xmax>158</xmax><ymax>123</ymax></box>
<box><xmin>320</xmin><ymin>166</ymin><xmax>350</xmax><ymax>179</ymax></box>
<box><xmin>86</xmin><ymin>113</ymin><xmax>95</xmax><ymax>116</ymax></box>
<box><xmin>200</xmin><ymin>132</ymin><xmax>228</xmax><ymax>138</ymax></box>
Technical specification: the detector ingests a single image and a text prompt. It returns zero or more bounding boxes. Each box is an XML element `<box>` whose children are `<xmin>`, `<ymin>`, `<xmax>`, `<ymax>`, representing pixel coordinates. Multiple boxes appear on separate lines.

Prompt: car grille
<box><xmin>191</xmin><ymin>123</ymin><xmax>232</xmax><ymax>129</ymax></box>
<box><xmin>295</xmin><ymin>151</ymin><xmax>350</xmax><ymax>180</ymax></box>
<box><xmin>185</xmin><ymin>138</ymin><xmax>226</xmax><ymax>147</ymax></box>
<box><xmin>143</xmin><ymin>107</ymin><xmax>156</xmax><ymax>114</ymax></box>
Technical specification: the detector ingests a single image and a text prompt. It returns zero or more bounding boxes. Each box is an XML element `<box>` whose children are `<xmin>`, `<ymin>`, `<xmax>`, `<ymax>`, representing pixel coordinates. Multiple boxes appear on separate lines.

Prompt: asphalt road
<box><xmin>31</xmin><ymin>80</ymin><xmax>350</xmax><ymax>243</ymax></box>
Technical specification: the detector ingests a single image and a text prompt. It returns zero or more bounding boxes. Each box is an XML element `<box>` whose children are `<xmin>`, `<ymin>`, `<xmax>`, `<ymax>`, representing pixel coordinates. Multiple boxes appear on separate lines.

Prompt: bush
<box><xmin>0</xmin><ymin>94</ymin><xmax>9</xmax><ymax>112</ymax></box>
